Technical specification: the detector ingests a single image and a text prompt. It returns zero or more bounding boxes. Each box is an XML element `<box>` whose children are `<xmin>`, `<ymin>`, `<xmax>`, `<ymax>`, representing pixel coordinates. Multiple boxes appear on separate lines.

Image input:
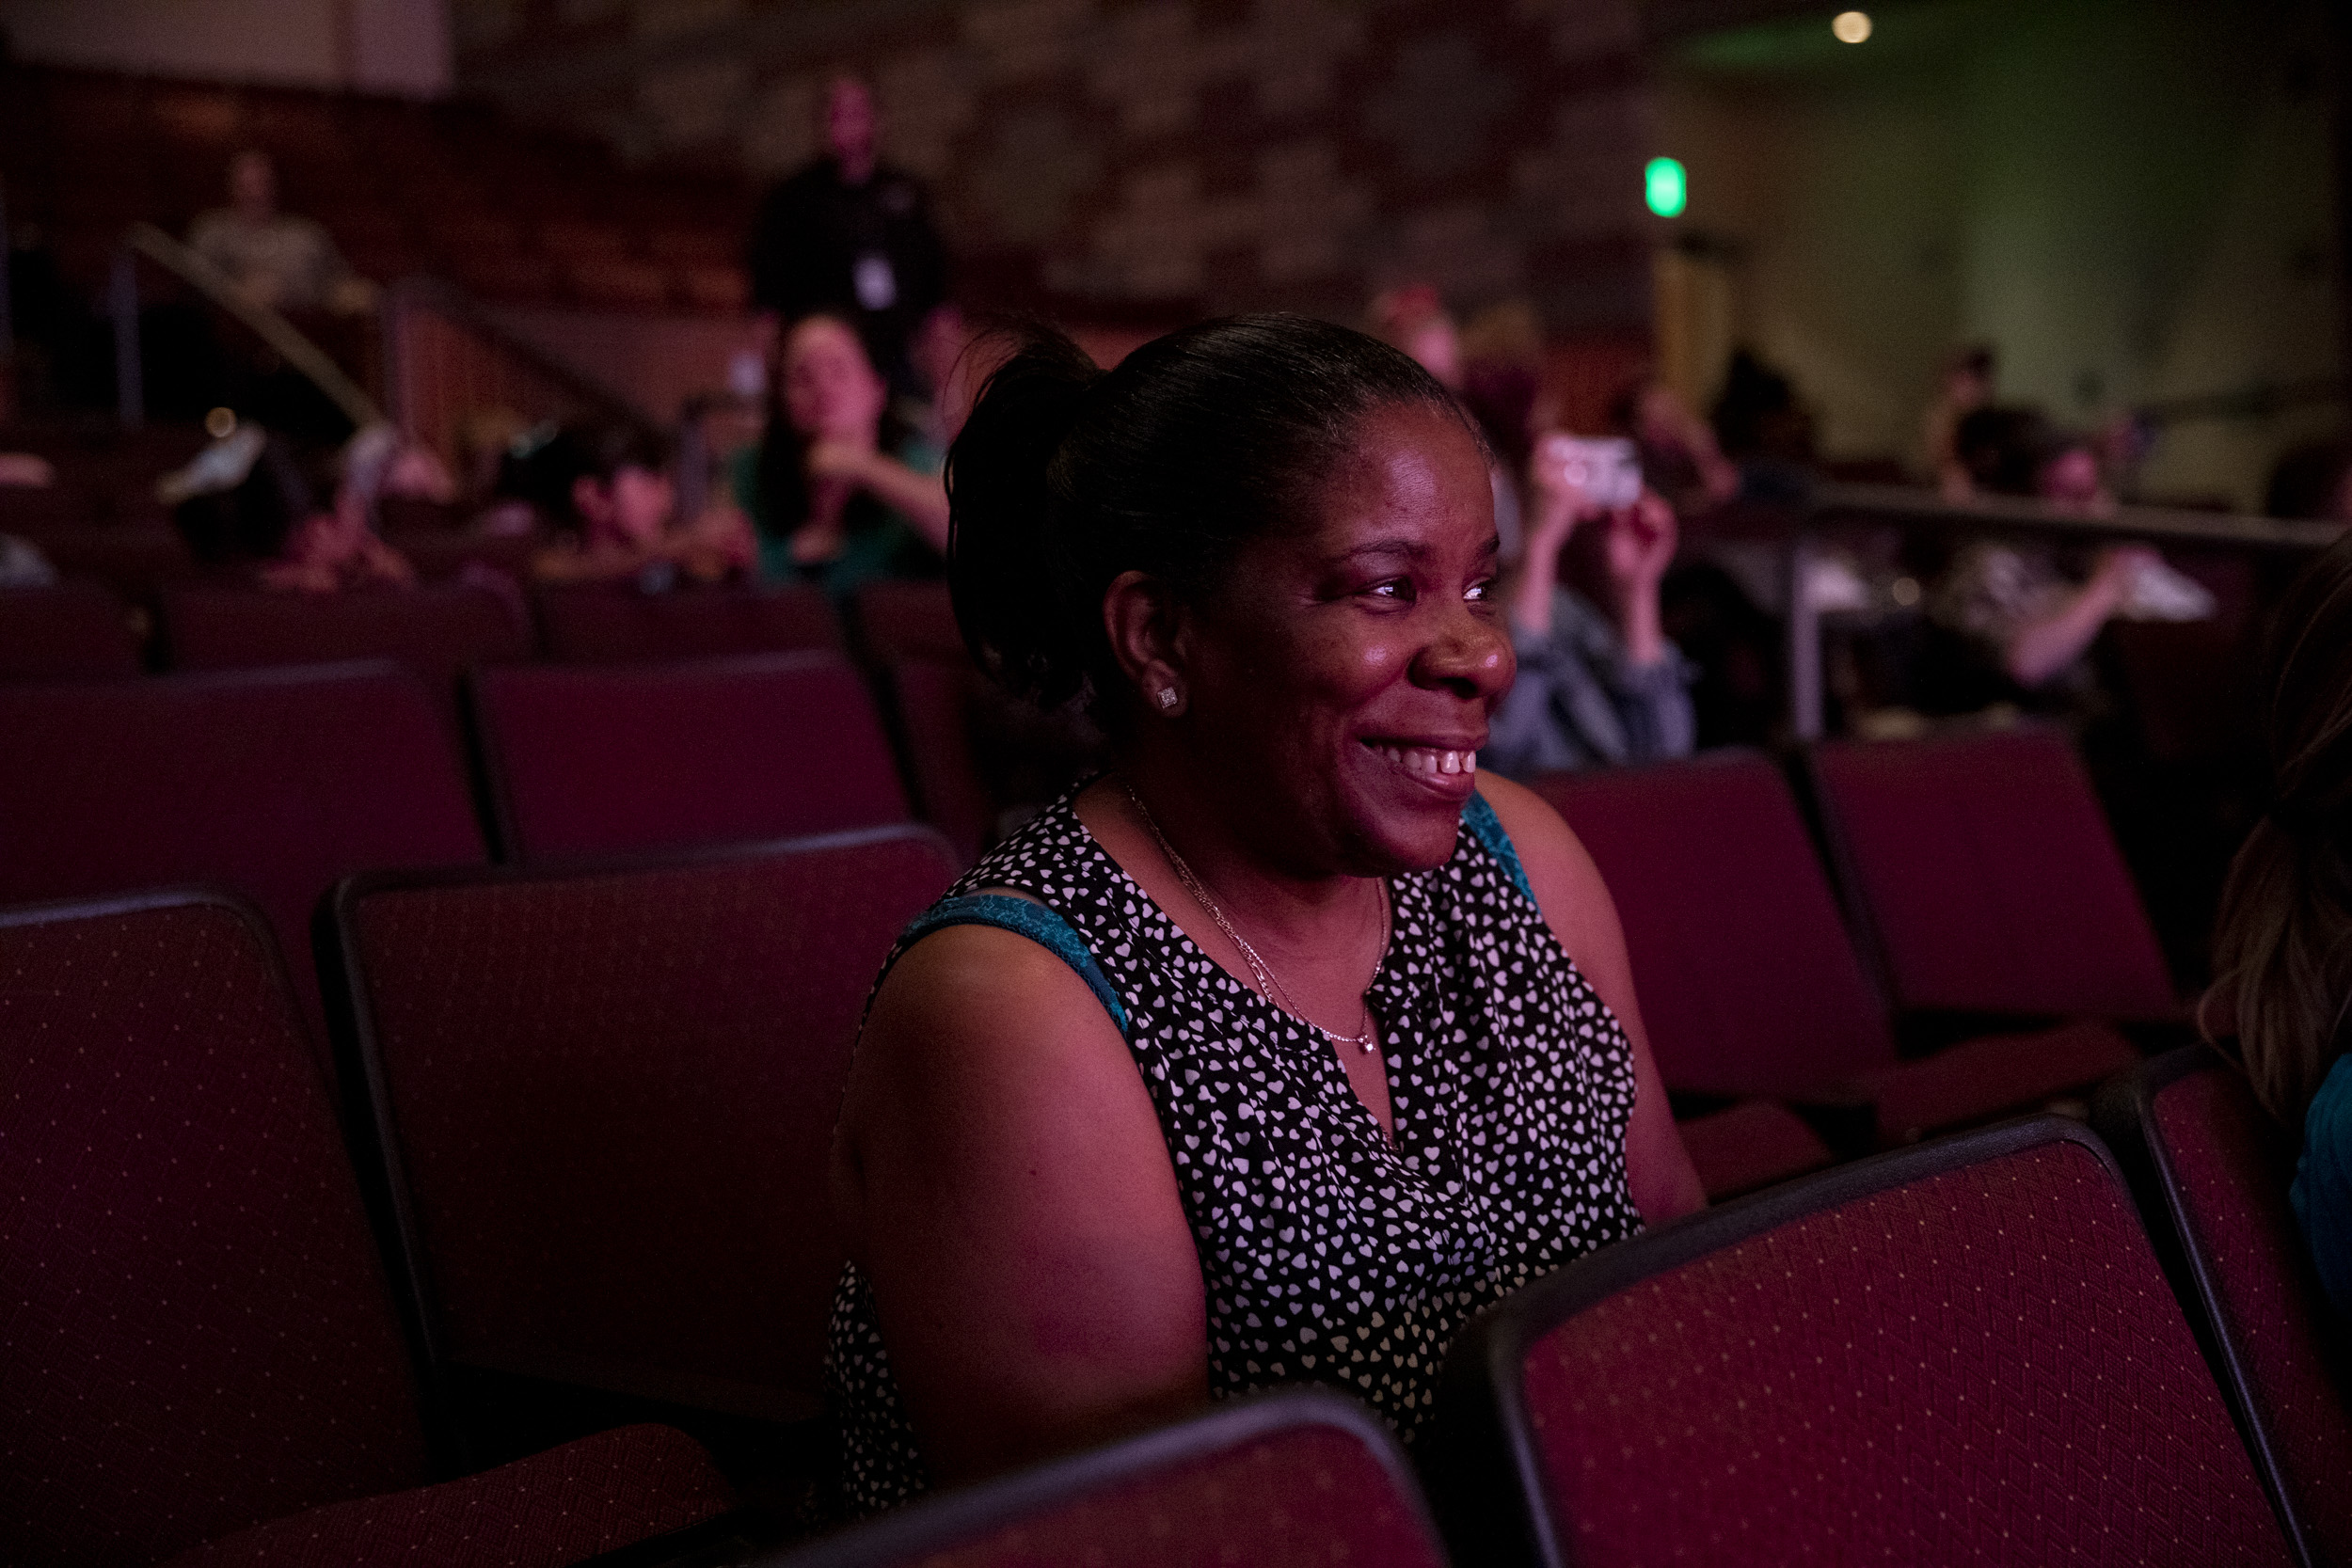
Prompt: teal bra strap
<box><xmin>899</xmin><ymin>894</ymin><xmax>1130</xmax><ymax>1034</ymax></box>
<box><xmin>1460</xmin><ymin>790</ymin><xmax>1536</xmax><ymax>908</ymax></box>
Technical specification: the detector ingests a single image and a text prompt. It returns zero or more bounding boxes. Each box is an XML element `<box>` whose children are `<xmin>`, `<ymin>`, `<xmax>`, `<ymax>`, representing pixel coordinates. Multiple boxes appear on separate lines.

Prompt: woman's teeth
<box><xmin>1374</xmin><ymin>744</ymin><xmax>1477</xmax><ymax>776</ymax></box>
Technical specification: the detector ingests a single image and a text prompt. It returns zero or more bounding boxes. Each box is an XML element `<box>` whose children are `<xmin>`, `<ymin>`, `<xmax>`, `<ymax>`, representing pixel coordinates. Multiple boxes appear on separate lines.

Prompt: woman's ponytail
<box><xmin>946</xmin><ymin>329</ymin><xmax>1101</xmax><ymax>711</ymax></box>
<box><xmin>946</xmin><ymin>313</ymin><xmax>1470</xmax><ymax>731</ymax></box>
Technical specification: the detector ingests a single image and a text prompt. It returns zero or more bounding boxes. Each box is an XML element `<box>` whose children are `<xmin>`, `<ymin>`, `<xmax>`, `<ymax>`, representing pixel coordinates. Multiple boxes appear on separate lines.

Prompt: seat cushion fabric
<box><xmin>0</xmin><ymin>668</ymin><xmax>488</xmax><ymax>1041</ymax></box>
<box><xmin>1533</xmin><ymin>755</ymin><xmax>1896</xmax><ymax>1100</ymax></box>
<box><xmin>533</xmin><ymin>584</ymin><xmax>839</xmax><ymax>662</ymax></box>
<box><xmin>163</xmin><ymin>1425</ymin><xmax>735</xmax><ymax>1568</ymax></box>
<box><xmin>1</xmin><ymin>902</ymin><xmax>432</xmax><ymax>1568</ymax></box>
<box><xmin>344</xmin><ymin>833</ymin><xmax>957</xmax><ymax>1416</ymax></box>
<box><xmin>475</xmin><ymin>656</ymin><xmax>908</xmax><ymax>861</ymax></box>
<box><xmin>0</xmin><ymin>582</ymin><xmax>141</xmax><ymax>678</ymax></box>
<box><xmin>1675</xmin><ymin>1100</ymin><xmax>1835</xmax><ymax>1200</ymax></box>
<box><xmin>1518</xmin><ymin>1139</ymin><xmax>2285</xmax><ymax>1565</ymax></box>
<box><xmin>887</xmin><ymin>1422</ymin><xmax>1444</xmax><ymax>1568</ymax></box>
<box><xmin>1859</xmin><ymin>1020</ymin><xmax>2139</xmax><ymax>1147</ymax></box>
<box><xmin>162</xmin><ymin>583</ymin><xmax>532</xmax><ymax>684</ymax></box>
<box><xmin>1813</xmin><ymin>730</ymin><xmax>2177</xmax><ymax>1019</ymax></box>
<box><xmin>2154</xmin><ymin>1068</ymin><xmax>2352</xmax><ymax>1560</ymax></box>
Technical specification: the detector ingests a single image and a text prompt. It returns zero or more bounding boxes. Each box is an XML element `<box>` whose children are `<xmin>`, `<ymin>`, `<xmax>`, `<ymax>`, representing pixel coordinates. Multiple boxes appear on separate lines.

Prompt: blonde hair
<box><xmin>2208</xmin><ymin>531</ymin><xmax>2352</xmax><ymax>1127</ymax></box>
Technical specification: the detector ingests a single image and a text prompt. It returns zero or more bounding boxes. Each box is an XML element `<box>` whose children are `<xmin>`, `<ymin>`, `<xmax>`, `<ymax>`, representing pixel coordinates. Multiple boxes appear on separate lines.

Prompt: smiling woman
<box><xmin>824</xmin><ymin>315</ymin><xmax>1704</xmax><ymax>1513</ymax></box>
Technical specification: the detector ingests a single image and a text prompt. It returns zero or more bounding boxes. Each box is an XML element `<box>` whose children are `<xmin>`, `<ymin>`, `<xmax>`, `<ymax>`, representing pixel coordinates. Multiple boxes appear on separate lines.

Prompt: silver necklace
<box><xmin>1123</xmin><ymin>782</ymin><xmax>1388</xmax><ymax>1052</ymax></box>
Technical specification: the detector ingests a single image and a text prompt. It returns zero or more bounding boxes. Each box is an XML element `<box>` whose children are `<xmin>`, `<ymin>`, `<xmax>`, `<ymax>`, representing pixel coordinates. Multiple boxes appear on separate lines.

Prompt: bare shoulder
<box><xmin>1473</xmin><ymin>772</ymin><xmax>1615</xmax><ymax>944</ymax></box>
<box><xmin>854</xmin><ymin>919</ymin><xmax>1128</xmax><ymax>1105</ymax></box>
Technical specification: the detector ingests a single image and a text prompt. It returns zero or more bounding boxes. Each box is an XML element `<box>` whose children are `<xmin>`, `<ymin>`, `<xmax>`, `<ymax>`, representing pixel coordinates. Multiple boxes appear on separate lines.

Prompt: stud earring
<box><xmin>1156</xmin><ymin>687</ymin><xmax>1180</xmax><ymax>712</ymax></box>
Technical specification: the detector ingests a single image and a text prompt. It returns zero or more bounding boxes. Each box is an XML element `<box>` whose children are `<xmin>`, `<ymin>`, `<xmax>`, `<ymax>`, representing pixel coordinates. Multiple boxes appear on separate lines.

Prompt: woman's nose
<box><xmin>1415</xmin><ymin>603</ymin><xmax>1514</xmax><ymax>699</ymax></box>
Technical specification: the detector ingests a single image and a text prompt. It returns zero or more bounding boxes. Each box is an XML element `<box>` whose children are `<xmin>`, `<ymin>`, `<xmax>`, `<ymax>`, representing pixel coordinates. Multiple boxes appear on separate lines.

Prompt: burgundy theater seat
<box><xmin>2095</xmin><ymin>1048</ymin><xmax>2352</xmax><ymax>1568</ymax></box>
<box><xmin>469</xmin><ymin>652</ymin><xmax>909</xmax><ymax>862</ymax></box>
<box><xmin>533</xmin><ymin>581</ymin><xmax>841</xmax><ymax>663</ymax></box>
<box><xmin>852</xmin><ymin>578</ymin><xmax>962</xmax><ymax>664</ymax></box>
<box><xmin>1672</xmin><ymin>1100</ymin><xmax>1833</xmax><ymax>1200</ymax></box>
<box><xmin>0</xmin><ymin>893</ymin><xmax>734</xmax><ymax>1568</ymax></box>
<box><xmin>853</xmin><ymin>582</ymin><xmax>1104</xmax><ymax>863</ymax></box>
<box><xmin>160</xmin><ymin>581</ymin><xmax>533</xmax><ymax>686</ymax></box>
<box><xmin>1534</xmin><ymin>753</ymin><xmax>1889</xmax><ymax>1101</ymax></box>
<box><xmin>1534</xmin><ymin>753</ymin><xmax>2135</xmax><ymax>1151</ymax></box>
<box><xmin>885</xmin><ymin>656</ymin><xmax>995</xmax><ymax>863</ymax></box>
<box><xmin>323</xmin><ymin>827</ymin><xmax>961</xmax><ymax>1428</ymax></box>
<box><xmin>0</xmin><ymin>664</ymin><xmax>487</xmax><ymax>1047</ymax></box>
<box><xmin>10</xmin><ymin>525</ymin><xmax>199</xmax><ymax>600</ymax></box>
<box><xmin>164</xmin><ymin>1425</ymin><xmax>732</xmax><ymax>1567</ymax></box>
<box><xmin>1805</xmin><ymin>725</ymin><xmax>2181</xmax><ymax>1022</ymax></box>
<box><xmin>0</xmin><ymin>581</ymin><xmax>142</xmax><ymax>677</ymax></box>
<box><xmin>1427</xmin><ymin>1117</ymin><xmax>2294</xmax><ymax>1567</ymax></box>
<box><xmin>769</xmin><ymin>1390</ymin><xmax>1448</xmax><ymax>1568</ymax></box>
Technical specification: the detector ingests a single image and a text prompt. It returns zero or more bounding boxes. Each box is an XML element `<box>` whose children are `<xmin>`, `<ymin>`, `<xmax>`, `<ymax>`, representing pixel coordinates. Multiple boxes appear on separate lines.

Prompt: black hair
<box><xmin>171</xmin><ymin>434</ymin><xmax>312</xmax><ymax>564</ymax></box>
<box><xmin>946</xmin><ymin>312</ymin><xmax>1478</xmax><ymax>724</ymax></box>
<box><xmin>501</xmin><ymin>420</ymin><xmax>668</xmax><ymax>534</ymax></box>
<box><xmin>2265</xmin><ymin>439</ymin><xmax>2352</xmax><ymax>521</ymax></box>
<box><xmin>1953</xmin><ymin>405</ymin><xmax>2063</xmax><ymax>497</ymax></box>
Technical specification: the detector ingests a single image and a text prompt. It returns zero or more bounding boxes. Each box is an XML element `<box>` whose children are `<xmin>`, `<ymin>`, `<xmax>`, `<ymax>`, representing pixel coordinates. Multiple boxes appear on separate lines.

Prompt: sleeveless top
<box><xmin>2293</xmin><ymin>1053</ymin><xmax>2352</xmax><ymax>1316</ymax></box>
<box><xmin>825</xmin><ymin>785</ymin><xmax>1646</xmax><ymax>1512</ymax></box>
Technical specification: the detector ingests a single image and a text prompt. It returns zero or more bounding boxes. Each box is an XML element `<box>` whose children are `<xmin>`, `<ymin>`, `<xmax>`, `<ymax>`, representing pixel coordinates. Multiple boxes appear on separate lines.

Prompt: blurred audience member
<box><xmin>1485</xmin><ymin>440</ymin><xmax>1694</xmax><ymax>777</ymax></box>
<box><xmin>908</xmin><ymin>301</ymin><xmax>993</xmax><ymax>451</ymax></box>
<box><xmin>1372</xmin><ymin>285</ymin><xmax>1544</xmax><ymax>560</ymax></box>
<box><xmin>162</xmin><ymin>423</ymin><xmax>415</xmax><ymax>593</ymax></box>
<box><xmin>2199</xmin><ymin>531</ymin><xmax>2352</xmax><ymax>1309</ymax></box>
<box><xmin>1930</xmin><ymin>538</ymin><xmax>2161</xmax><ymax>691</ymax></box>
<box><xmin>1610</xmin><ymin>378</ymin><xmax>1740</xmax><ymax>515</ymax></box>
<box><xmin>264</xmin><ymin>491</ymin><xmax>418</xmax><ymax>594</ymax></box>
<box><xmin>1368</xmin><ymin>284</ymin><xmax>1464</xmax><ymax>389</ymax></box>
<box><xmin>1924</xmin><ymin>345</ymin><xmax>1996</xmax><ymax>499</ymax></box>
<box><xmin>1710</xmin><ymin>348</ymin><xmax>1818</xmax><ymax>502</ymax></box>
<box><xmin>0</xmin><ymin>452</ymin><xmax>56</xmax><ymax>488</ymax></box>
<box><xmin>188</xmin><ymin>150</ymin><xmax>374</xmax><ymax>316</ymax></box>
<box><xmin>1931</xmin><ymin>406</ymin><xmax>2206</xmax><ymax>698</ymax></box>
<box><xmin>516</xmin><ymin>421</ymin><xmax>754</xmax><ymax>588</ymax></box>
<box><xmin>731</xmin><ymin>313</ymin><xmax>949</xmax><ymax>598</ymax></box>
<box><xmin>0</xmin><ymin>534</ymin><xmax>57</xmax><ymax>587</ymax></box>
<box><xmin>2265</xmin><ymin>439</ymin><xmax>2352</xmax><ymax>523</ymax></box>
<box><xmin>747</xmin><ymin>75</ymin><xmax>951</xmax><ymax>396</ymax></box>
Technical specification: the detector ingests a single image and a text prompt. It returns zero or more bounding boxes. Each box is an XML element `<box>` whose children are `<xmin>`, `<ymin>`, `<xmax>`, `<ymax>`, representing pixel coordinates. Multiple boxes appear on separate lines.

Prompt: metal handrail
<box><xmin>118</xmin><ymin>220</ymin><xmax>386</xmax><ymax>430</ymax></box>
<box><xmin>1809</xmin><ymin>482</ymin><xmax>2346</xmax><ymax>553</ymax></box>
<box><xmin>1764</xmin><ymin>482</ymin><xmax>2345</xmax><ymax>738</ymax></box>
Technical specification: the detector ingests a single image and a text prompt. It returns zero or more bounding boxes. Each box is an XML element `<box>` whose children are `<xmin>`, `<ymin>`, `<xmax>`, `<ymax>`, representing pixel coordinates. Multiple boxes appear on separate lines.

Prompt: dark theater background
<box><xmin>5</xmin><ymin>2</ymin><xmax>2351</xmax><ymax>1565</ymax></box>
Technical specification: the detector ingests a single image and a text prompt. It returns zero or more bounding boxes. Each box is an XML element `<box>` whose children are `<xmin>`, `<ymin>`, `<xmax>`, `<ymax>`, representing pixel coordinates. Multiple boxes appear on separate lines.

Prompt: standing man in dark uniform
<box><xmin>747</xmin><ymin>74</ymin><xmax>950</xmax><ymax>397</ymax></box>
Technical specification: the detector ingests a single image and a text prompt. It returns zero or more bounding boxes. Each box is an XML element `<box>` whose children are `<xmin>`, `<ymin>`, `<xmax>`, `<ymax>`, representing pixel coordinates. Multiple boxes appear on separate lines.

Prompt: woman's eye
<box><xmin>1466</xmin><ymin>578</ymin><xmax>1496</xmax><ymax>603</ymax></box>
<box><xmin>1364</xmin><ymin>579</ymin><xmax>1414</xmax><ymax>602</ymax></box>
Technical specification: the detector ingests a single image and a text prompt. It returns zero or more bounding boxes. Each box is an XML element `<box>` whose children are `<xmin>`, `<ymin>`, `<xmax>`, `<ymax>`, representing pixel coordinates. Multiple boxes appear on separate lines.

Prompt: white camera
<box><xmin>1537</xmin><ymin>434</ymin><xmax>1643</xmax><ymax>510</ymax></box>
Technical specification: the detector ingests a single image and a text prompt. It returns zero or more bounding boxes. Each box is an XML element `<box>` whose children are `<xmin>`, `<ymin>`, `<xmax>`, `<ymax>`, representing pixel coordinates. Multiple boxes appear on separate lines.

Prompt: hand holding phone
<box><xmin>1535</xmin><ymin>434</ymin><xmax>1644</xmax><ymax>511</ymax></box>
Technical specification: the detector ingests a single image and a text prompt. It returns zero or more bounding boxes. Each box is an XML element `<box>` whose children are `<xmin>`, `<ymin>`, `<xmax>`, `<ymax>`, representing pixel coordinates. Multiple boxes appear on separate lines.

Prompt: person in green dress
<box><xmin>731</xmin><ymin>313</ymin><xmax>951</xmax><ymax>600</ymax></box>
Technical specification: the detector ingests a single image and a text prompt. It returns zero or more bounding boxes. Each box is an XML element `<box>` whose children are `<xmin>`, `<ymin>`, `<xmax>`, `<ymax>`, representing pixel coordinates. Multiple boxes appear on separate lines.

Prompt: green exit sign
<box><xmin>1645</xmin><ymin>156</ymin><xmax>1688</xmax><ymax>218</ymax></box>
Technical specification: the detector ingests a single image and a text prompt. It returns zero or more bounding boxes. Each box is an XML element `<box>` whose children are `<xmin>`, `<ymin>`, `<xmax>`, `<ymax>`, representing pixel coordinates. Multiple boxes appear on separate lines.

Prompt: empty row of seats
<box><xmin>0</xmin><ymin>616</ymin><xmax>2178</xmax><ymax>1195</ymax></box>
<box><xmin>2</xmin><ymin>890</ymin><xmax>755</xmax><ymax>1567</ymax></box>
<box><xmin>769</xmin><ymin>1070</ymin><xmax>2345</xmax><ymax>1567</ymax></box>
<box><xmin>1544</xmin><ymin>727</ymin><xmax>2178</xmax><ymax>1196</ymax></box>
<box><xmin>0</xmin><ymin>657</ymin><xmax>914</xmax><ymax>1044</ymax></box>
<box><xmin>0</xmin><ymin>578</ymin><xmax>858</xmax><ymax>676</ymax></box>
<box><xmin>9</xmin><ymin>874</ymin><xmax>2339</xmax><ymax>1563</ymax></box>
<box><xmin>0</xmin><ymin>574</ymin><xmax>1020</xmax><ymax>850</ymax></box>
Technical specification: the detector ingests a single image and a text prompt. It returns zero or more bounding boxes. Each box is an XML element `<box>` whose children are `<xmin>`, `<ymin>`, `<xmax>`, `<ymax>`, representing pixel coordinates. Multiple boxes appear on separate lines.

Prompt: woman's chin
<box><xmin>1334</xmin><ymin>743</ymin><xmax>1479</xmax><ymax>872</ymax></box>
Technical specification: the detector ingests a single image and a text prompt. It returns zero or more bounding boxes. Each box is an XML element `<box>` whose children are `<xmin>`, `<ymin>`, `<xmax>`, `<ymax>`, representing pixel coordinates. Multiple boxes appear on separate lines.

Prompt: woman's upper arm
<box><xmin>1474</xmin><ymin>773</ymin><xmax>1706</xmax><ymax>1223</ymax></box>
<box><xmin>834</xmin><ymin>923</ymin><xmax>1207</xmax><ymax>1484</ymax></box>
